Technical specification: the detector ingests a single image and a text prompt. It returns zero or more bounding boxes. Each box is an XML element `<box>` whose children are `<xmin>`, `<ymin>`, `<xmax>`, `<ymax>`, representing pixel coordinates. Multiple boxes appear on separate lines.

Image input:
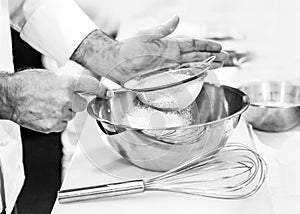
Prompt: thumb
<box><xmin>136</xmin><ymin>16</ymin><xmax>180</xmax><ymax>41</ymax></box>
<box><xmin>73</xmin><ymin>75</ymin><xmax>113</xmax><ymax>98</ymax></box>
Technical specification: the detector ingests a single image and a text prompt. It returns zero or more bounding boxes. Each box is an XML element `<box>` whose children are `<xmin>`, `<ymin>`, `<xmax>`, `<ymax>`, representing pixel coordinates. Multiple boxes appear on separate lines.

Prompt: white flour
<box><xmin>120</xmin><ymin>103</ymin><xmax>193</xmax><ymax>129</ymax></box>
<box><xmin>124</xmin><ymin>69</ymin><xmax>204</xmax><ymax>110</ymax></box>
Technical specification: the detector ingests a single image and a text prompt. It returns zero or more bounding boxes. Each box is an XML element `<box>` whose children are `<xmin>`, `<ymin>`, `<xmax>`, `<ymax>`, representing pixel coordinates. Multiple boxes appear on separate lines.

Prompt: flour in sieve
<box><xmin>136</xmin><ymin>71</ymin><xmax>204</xmax><ymax>110</ymax></box>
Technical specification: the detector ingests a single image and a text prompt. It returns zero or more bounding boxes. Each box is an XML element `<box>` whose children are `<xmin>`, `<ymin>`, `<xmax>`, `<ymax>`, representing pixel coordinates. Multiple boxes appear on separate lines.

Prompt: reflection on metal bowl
<box><xmin>87</xmin><ymin>83</ymin><xmax>249</xmax><ymax>171</ymax></box>
<box><xmin>240</xmin><ymin>81</ymin><xmax>300</xmax><ymax>132</ymax></box>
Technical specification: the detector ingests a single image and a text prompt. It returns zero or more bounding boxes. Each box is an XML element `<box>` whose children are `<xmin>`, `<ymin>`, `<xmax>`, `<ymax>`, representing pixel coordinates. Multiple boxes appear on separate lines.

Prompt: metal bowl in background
<box><xmin>240</xmin><ymin>81</ymin><xmax>300</xmax><ymax>132</ymax></box>
<box><xmin>87</xmin><ymin>83</ymin><xmax>249</xmax><ymax>171</ymax></box>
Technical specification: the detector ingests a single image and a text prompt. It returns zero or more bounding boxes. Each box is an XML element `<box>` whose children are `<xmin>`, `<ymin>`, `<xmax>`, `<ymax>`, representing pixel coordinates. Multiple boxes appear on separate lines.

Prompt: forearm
<box><xmin>70</xmin><ymin>29</ymin><xmax>121</xmax><ymax>82</ymax></box>
<box><xmin>70</xmin><ymin>29</ymin><xmax>117</xmax><ymax>65</ymax></box>
<box><xmin>0</xmin><ymin>73</ymin><xmax>14</xmax><ymax>120</ymax></box>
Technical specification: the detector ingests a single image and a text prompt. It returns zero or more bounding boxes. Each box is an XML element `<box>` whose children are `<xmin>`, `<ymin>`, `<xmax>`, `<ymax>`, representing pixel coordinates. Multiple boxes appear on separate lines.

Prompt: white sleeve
<box><xmin>9</xmin><ymin>0</ymin><xmax>98</xmax><ymax>65</ymax></box>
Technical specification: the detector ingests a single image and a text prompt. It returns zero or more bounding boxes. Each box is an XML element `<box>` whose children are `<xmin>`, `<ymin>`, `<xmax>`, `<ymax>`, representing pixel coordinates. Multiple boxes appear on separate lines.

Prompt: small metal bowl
<box><xmin>240</xmin><ymin>81</ymin><xmax>300</xmax><ymax>132</ymax></box>
<box><xmin>88</xmin><ymin>83</ymin><xmax>249</xmax><ymax>171</ymax></box>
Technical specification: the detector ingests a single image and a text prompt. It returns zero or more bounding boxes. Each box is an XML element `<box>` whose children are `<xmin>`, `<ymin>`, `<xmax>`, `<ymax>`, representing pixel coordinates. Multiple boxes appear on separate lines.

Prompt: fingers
<box><xmin>52</xmin><ymin>121</ymin><xmax>68</xmax><ymax>133</ymax></box>
<box><xmin>54</xmin><ymin>102</ymin><xmax>81</xmax><ymax>133</ymax></box>
<box><xmin>72</xmin><ymin>75</ymin><xmax>112</xmax><ymax>98</ymax></box>
<box><xmin>209</xmin><ymin>62</ymin><xmax>225</xmax><ymax>69</ymax></box>
<box><xmin>137</xmin><ymin>16</ymin><xmax>180</xmax><ymax>41</ymax></box>
<box><xmin>58</xmin><ymin>93</ymin><xmax>87</xmax><ymax>126</ymax></box>
<box><xmin>39</xmin><ymin>119</ymin><xmax>68</xmax><ymax>133</ymax></box>
<box><xmin>178</xmin><ymin>38</ymin><xmax>222</xmax><ymax>53</ymax></box>
<box><xmin>61</xmin><ymin>104</ymin><xmax>76</xmax><ymax>121</ymax></box>
<box><xmin>61</xmin><ymin>93</ymin><xmax>88</xmax><ymax>122</ymax></box>
<box><xmin>71</xmin><ymin>93</ymin><xmax>88</xmax><ymax>112</ymax></box>
<box><xmin>50</xmin><ymin>101</ymin><xmax>81</xmax><ymax>133</ymax></box>
<box><xmin>181</xmin><ymin>50</ymin><xmax>228</xmax><ymax>63</ymax></box>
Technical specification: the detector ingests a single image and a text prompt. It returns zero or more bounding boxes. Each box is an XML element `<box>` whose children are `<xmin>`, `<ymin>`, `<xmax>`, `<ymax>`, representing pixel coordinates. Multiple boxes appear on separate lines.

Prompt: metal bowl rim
<box><xmin>88</xmin><ymin>83</ymin><xmax>250</xmax><ymax>131</ymax></box>
<box><xmin>239</xmin><ymin>80</ymin><xmax>300</xmax><ymax>109</ymax></box>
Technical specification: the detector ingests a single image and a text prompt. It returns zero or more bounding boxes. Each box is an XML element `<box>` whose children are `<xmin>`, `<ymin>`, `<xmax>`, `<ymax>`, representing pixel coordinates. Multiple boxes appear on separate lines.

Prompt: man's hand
<box><xmin>71</xmin><ymin>16</ymin><xmax>228</xmax><ymax>84</ymax></box>
<box><xmin>0</xmin><ymin>69</ymin><xmax>110</xmax><ymax>133</ymax></box>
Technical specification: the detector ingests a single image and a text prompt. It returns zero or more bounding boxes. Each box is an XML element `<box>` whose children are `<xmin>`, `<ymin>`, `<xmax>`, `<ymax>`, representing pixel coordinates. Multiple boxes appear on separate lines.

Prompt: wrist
<box><xmin>70</xmin><ymin>29</ymin><xmax>118</xmax><ymax>67</ymax></box>
<box><xmin>0</xmin><ymin>72</ymin><xmax>16</xmax><ymax>121</ymax></box>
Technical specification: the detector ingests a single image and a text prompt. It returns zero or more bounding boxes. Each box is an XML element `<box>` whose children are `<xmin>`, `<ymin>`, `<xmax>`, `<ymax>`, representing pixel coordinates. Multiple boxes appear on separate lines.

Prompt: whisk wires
<box><xmin>144</xmin><ymin>143</ymin><xmax>267</xmax><ymax>199</ymax></box>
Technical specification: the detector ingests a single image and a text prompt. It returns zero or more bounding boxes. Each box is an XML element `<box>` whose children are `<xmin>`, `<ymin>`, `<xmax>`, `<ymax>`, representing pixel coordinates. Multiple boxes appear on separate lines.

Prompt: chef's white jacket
<box><xmin>0</xmin><ymin>0</ymin><xmax>97</xmax><ymax>212</ymax></box>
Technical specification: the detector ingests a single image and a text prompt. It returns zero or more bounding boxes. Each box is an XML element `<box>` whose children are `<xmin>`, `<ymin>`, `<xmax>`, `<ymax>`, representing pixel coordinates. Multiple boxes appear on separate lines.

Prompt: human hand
<box><xmin>4</xmin><ymin>69</ymin><xmax>110</xmax><ymax>133</ymax></box>
<box><xmin>71</xmin><ymin>16</ymin><xmax>228</xmax><ymax>84</ymax></box>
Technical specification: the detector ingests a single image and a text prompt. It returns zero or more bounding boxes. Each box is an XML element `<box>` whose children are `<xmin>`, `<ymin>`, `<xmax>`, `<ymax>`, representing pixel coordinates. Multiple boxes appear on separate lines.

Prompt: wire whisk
<box><xmin>58</xmin><ymin>143</ymin><xmax>267</xmax><ymax>203</ymax></box>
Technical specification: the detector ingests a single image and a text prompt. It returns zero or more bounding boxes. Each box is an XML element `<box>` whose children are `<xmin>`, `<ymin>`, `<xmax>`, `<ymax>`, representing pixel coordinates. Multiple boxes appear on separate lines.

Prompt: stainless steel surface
<box><xmin>240</xmin><ymin>81</ymin><xmax>300</xmax><ymax>132</ymax></box>
<box><xmin>87</xmin><ymin>83</ymin><xmax>250</xmax><ymax>171</ymax></box>
<box><xmin>58</xmin><ymin>180</ymin><xmax>145</xmax><ymax>203</ymax></box>
<box><xmin>58</xmin><ymin>143</ymin><xmax>267</xmax><ymax>203</ymax></box>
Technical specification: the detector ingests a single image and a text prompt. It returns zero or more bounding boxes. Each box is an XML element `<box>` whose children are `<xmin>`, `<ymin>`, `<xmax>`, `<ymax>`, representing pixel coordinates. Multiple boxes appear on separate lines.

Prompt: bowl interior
<box><xmin>240</xmin><ymin>81</ymin><xmax>300</xmax><ymax>107</ymax></box>
<box><xmin>89</xmin><ymin>83</ymin><xmax>249</xmax><ymax>130</ymax></box>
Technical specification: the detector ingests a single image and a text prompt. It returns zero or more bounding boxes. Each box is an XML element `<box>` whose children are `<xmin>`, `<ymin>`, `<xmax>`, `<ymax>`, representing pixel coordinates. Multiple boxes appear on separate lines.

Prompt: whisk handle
<box><xmin>58</xmin><ymin>180</ymin><xmax>145</xmax><ymax>203</ymax></box>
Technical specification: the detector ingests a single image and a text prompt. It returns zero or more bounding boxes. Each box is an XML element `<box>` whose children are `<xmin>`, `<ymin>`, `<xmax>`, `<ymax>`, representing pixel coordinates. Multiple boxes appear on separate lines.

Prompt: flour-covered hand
<box><xmin>71</xmin><ymin>16</ymin><xmax>228</xmax><ymax>84</ymax></box>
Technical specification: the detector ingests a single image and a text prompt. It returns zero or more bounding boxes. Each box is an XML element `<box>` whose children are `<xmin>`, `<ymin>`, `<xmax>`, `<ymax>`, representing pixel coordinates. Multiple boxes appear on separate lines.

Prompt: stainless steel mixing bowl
<box><xmin>240</xmin><ymin>81</ymin><xmax>300</xmax><ymax>132</ymax></box>
<box><xmin>87</xmin><ymin>83</ymin><xmax>249</xmax><ymax>171</ymax></box>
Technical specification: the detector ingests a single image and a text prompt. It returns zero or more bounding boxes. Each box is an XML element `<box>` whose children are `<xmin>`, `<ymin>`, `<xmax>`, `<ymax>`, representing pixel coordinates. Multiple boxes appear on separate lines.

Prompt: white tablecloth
<box><xmin>50</xmin><ymin>109</ymin><xmax>300</xmax><ymax>214</ymax></box>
